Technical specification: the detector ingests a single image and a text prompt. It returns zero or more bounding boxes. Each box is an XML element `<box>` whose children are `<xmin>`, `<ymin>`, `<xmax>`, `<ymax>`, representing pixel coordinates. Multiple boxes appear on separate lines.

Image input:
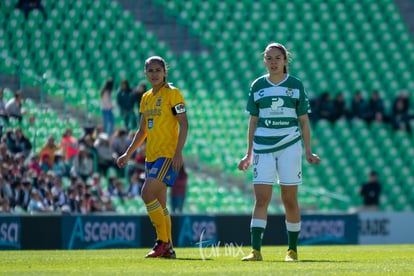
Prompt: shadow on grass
<box><xmin>164</xmin><ymin>257</ymin><xmax>213</xmax><ymax>261</ymax></box>
<box><xmin>270</xmin><ymin>260</ymin><xmax>351</xmax><ymax>263</ymax></box>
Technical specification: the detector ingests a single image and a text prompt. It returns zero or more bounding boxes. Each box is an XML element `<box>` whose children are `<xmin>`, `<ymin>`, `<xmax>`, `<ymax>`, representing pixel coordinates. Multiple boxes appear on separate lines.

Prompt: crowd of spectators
<box><xmin>0</xmin><ymin>122</ymin><xmax>147</xmax><ymax>215</ymax></box>
<box><xmin>309</xmin><ymin>89</ymin><xmax>413</xmax><ymax>136</ymax></box>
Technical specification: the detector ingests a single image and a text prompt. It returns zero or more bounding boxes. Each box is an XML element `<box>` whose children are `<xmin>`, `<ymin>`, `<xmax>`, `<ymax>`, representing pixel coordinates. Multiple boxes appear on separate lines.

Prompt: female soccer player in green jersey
<box><xmin>238</xmin><ymin>42</ymin><xmax>321</xmax><ymax>262</ymax></box>
<box><xmin>117</xmin><ymin>56</ymin><xmax>188</xmax><ymax>258</ymax></box>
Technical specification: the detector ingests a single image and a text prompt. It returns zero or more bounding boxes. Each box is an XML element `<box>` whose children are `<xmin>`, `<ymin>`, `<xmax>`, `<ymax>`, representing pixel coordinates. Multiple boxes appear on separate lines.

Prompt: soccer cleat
<box><xmin>285</xmin><ymin>249</ymin><xmax>298</xmax><ymax>261</ymax></box>
<box><xmin>145</xmin><ymin>240</ymin><xmax>171</xmax><ymax>258</ymax></box>
<box><xmin>162</xmin><ymin>247</ymin><xmax>176</xmax><ymax>259</ymax></box>
<box><xmin>241</xmin><ymin>249</ymin><xmax>263</xmax><ymax>261</ymax></box>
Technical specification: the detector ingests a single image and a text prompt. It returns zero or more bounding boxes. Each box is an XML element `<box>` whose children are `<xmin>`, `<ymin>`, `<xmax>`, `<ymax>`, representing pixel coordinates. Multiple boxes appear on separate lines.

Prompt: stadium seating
<box><xmin>1</xmin><ymin>0</ymin><xmax>414</xmax><ymax>213</ymax></box>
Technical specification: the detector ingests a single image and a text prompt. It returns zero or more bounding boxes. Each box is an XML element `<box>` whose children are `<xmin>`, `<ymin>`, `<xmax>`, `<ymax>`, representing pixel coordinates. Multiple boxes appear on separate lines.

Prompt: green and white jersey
<box><xmin>246</xmin><ymin>74</ymin><xmax>311</xmax><ymax>153</ymax></box>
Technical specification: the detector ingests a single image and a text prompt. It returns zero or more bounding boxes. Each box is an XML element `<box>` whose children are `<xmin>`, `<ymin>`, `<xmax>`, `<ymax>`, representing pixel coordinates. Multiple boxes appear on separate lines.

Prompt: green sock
<box><xmin>287</xmin><ymin>231</ymin><xmax>300</xmax><ymax>252</ymax></box>
<box><xmin>251</xmin><ymin>227</ymin><xmax>265</xmax><ymax>251</ymax></box>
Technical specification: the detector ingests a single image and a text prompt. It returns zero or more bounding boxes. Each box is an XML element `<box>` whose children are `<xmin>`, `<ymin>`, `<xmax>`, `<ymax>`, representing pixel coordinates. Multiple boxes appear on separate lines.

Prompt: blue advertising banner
<box><xmin>177</xmin><ymin>215</ymin><xmax>217</xmax><ymax>247</ymax></box>
<box><xmin>299</xmin><ymin>214</ymin><xmax>358</xmax><ymax>245</ymax></box>
<box><xmin>0</xmin><ymin>216</ymin><xmax>21</xmax><ymax>250</ymax></box>
<box><xmin>61</xmin><ymin>216</ymin><xmax>141</xmax><ymax>249</ymax></box>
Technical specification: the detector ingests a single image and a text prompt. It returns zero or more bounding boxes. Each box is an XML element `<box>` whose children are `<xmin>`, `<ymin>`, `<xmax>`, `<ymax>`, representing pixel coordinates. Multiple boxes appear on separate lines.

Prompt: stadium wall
<box><xmin>2</xmin><ymin>212</ymin><xmax>412</xmax><ymax>250</ymax></box>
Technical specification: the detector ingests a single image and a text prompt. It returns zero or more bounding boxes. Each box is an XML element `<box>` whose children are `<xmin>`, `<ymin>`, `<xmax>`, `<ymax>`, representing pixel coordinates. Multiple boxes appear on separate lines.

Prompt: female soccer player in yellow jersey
<box><xmin>117</xmin><ymin>56</ymin><xmax>188</xmax><ymax>258</ymax></box>
<box><xmin>238</xmin><ymin>43</ymin><xmax>320</xmax><ymax>262</ymax></box>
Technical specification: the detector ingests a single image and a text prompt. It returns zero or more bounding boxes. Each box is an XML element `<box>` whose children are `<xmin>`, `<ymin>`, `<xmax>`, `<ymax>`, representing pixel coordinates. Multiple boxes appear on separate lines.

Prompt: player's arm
<box><xmin>172</xmin><ymin>109</ymin><xmax>188</xmax><ymax>171</ymax></box>
<box><xmin>298</xmin><ymin>114</ymin><xmax>320</xmax><ymax>165</ymax></box>
<box><xmin>117</xmin><ymin>114</ymin><xmax>147</xmax><ymax>168</ymax></box>
<box><xmin>238</xmin><ymin>115</ymin><xmax>258</xmax><ymax>171</ymax></box>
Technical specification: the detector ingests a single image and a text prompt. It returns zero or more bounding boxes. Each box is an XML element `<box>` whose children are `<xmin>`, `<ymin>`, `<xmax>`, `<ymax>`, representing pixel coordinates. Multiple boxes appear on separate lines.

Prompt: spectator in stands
<box><xmin>0</xmin><ymin>141</ymin><xmax>13</xmax><ymax>163</ymax></box>
<box><xmin>51</xmin><ymin>176</ymin><xmax>67</xmax><ymax>208</ymax></box>
<box><xmin>0</xmin><ymin>87</ymin><xmax>9</xmax><ymax>126</ymax></box>
<box><xmin>28</xmin><ymin>189</ymin><xmax>52</xmax><ymax>213</ymax></box>
<box><xmin>52</xmin><ymin>152</ymin><xmax>68</xmax><ymax>177</ymax></box>
<box><xmin>79</xmin><ymin>134</ymin><xmax>98</xmax><ymax>166</ymax></box>
<box><xmin>366</xmin><ymin>90</ymin><xmax>386</xmax><ymax>126</ymax></box>
<box><xmin>70</xmin><ymin>145</ymin><xmax>94</xmax><ymax>181</ymax></box>
<box><xmin>390</xmin><ymin>90</ymin><xmax>412</xmax><ymax>136</ymax></box>
<box><xmin>109</xmin><ymin>178</ymin><xmax>127</xmax><ymax>202</ymax></box>
<box><xmin>348</xmin><ymin>91</ymin><xmax>369</xmax><ymax>122</ymax></box>
<box><xmin>67</xmin><ymin>186</ymin><xmax>80</xmax><ymax>213</ymax></box>
<box><xmin>61</xmin><ymin>128</ymin><xmax>79</xmax><ymax>165</ymax></box>
<box><xmin>132</xmin><ymin>81</ymin><xmax>147</xmax><ymax>121</ymax></box>
<box><xmin>170</xmin><ymin>164</ymin><xmax>188</xmax><ymax>214</ymax></box>
<box><xmin>5</xmin><ymin>90</ymin><xmax>25</xmax><ymax>124</ymax></box>
<box><xmin>0</xmin><ymin>198</ymin><xmax>11</xmax><ymax>213</ymax></box>
<box><xmin>42</xmin><ymin>190</ymin><xmax>57</xmax><ymax>212</ymax></box>
<box><xmin>102</xmin><ymin>196</ymin><xmax>116</xmax><ymax>212</ymax></box>
<box><xmin>39</xmin><ymin>152</ymin><xmax>52</xmax><ymax>173</ymax></box>
<box><xmin>94</xmin><ymin>132</ymin><xmax>116</xmax><ymax>176</ymax></box>
<box><xmin>39</xmin><ymin>135</ymin><xmax>60</xmax><ymax>168</ymax></box>
<box><xmin>88</xmin><ymin>172</ymin><xmax>105</xmax><ymax>199</ymax></box>
<box><xmin>13</xmin><ymin>178</ymin><xmax>32</xmax><ymax>211</ymax></box>
<box><xmin>16</xmin><ymin>0</ymin><xmax>47</xmax><ymax>20</ymax></box>
<box><xmin>331</xmin><ymin>92</ymin><xmax>349</xmax><ymax>122</ymax></box>
<box><xmin>0</xmin><ymin>174</ymin><xmax>13</xmax><ymax>207</ymax></box>
<box><xmin>29</xmin><ymin>154</ymin><xmax>42</xmax><ymax>178</ymax></box>
<box><xmin>127</xmin><ymin>171</ymin><xmax>142</xmax><ymax>198</ymax></box>
<box><xmin>11</xmin><ymin>127</ymin><xmax>32</xmax><ymax>158</ymax></box>
<box><xmin>111</xmin><ymin>128</ymin><xmax>131</xmax><ymax>177</ymax></box>
<box><xmin>117</xmin><ymin>79</ymin><xmax>137</xmax><ymax>131</ymax></box>
<box><xmin>359</xmin><ymin>171</ymin><xmax>382</xmax><ymax>211</ymax></box>
<box><xmin>100</xmin><ymin>78</ymin><xmax>115</xmax><ymax>136</ymax></box>
<box><xmin>316</xmin><ymin>92</ymin><xmax>334</xmax><ymax>123</ymax></box>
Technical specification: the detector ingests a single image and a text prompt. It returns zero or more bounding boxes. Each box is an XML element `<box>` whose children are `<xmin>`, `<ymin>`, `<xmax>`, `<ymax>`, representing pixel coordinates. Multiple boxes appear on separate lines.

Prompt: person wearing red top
<box><xmin>61</xmin><ymin>128</ymin><xmax>79</xmax><ymax>164</ymax></box>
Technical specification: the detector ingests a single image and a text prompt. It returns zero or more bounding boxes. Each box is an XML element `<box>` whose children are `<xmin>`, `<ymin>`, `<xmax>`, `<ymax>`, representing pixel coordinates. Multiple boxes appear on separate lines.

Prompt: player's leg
<box><xmin>278</xmin><ymin>141</ymin><xmax>302</xmax><ymax>261</ymax></box>
<box><xmin>142</xmin><ymin>177</ymin><xmax>170</xmax><ymax>257</ymax></box>
<box><xmin>242</xmin><ymin>153</ymin><xmax>275</xmax><ymax>261</ymax></box>
<box><xmin>280</xmin><ymin>185</ymin><xmax>300</xmax><ymax>261</ymax></box>
<box><xmin>157</xmin><ymin>189</ymin><xmax>176</xmax><ymax>258</ymax></box>
<box><xmin>141</xmin><ymin>158</ymin><xmax>176</xmax><ymax>258</ymax></box>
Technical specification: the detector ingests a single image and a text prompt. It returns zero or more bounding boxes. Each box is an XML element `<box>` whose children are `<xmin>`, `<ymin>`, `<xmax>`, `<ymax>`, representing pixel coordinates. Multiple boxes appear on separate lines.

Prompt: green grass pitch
<box><xmin>0</xmin><ymin>245</ymin><xmax>413</xmax><ymax>275</ymax></box>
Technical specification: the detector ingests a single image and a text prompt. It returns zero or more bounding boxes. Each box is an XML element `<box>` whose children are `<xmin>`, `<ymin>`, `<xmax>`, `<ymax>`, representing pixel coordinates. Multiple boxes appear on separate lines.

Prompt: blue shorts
<box><xmin>145</xmin><ymin>157</ymin><xmax>178</xmax><ymax>187</ymax></box>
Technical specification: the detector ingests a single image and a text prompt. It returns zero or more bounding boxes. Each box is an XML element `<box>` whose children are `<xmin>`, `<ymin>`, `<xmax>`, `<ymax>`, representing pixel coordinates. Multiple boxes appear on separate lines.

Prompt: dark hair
<box><xmin>101</xmin><ymin>78</ymin><xmax>114</xmax><ymax>97</ymax></box>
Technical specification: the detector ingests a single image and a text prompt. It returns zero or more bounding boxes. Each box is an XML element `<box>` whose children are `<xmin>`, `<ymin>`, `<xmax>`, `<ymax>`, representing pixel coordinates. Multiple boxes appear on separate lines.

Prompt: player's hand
<box><xmin>117</xmin><ymin>153</ymin><xmax>129</xmax><ymax>168</ymax></box>
<box><xmin>238</xmin><ymin>154</ymin><xmax>252</xmax><ymax>171</ymax></box>
<box><xmin>306</xmin><ymin>152</ymin><xmax>321</xmax><ymax>165</ymax></box>
<box><xmin>172</xmin><ymin>153</ymin><xmax>183</xmax><ymax>172</ymax></box>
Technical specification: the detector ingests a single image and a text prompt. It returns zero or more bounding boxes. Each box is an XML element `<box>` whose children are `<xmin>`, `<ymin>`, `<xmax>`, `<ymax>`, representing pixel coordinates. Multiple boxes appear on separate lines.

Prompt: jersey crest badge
<box><xmin>286</xmin><ymin>88</ymin><xmax>294</xmax><ymax>97</ymax></box>
<box><xmin>156</xmin><ymin>98</ymin><xmax>162</xmax><ymax>106</ymax></box>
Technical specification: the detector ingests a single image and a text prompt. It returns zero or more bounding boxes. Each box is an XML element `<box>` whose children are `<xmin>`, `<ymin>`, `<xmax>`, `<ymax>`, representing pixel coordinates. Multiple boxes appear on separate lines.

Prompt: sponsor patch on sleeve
<box><xmin>172</xmin><ymin>103</ymin><xmax>186</xmax><ymax>115</ymax></box>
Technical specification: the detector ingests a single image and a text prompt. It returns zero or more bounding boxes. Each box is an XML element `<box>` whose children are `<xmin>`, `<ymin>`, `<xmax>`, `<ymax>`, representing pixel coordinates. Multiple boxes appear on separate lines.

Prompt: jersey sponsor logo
<box><xmin>144</xmin><ymin>109</ymin><xmax>161</xmax><ymax>116</ymax></box>
<box><xmin>270</xmin><ymin>97</ymin><xmax>284</xmax><ymax>115</ymax></box>
<box><xmin>264</xmin><ymin>119</ymin><xmax>290</xmax><ymax>127</ymax></box>
<box><xmin>148</xmin><ymin>118</ymin><xmax>153</xmax><ymax>129</ymax></box>
<box><xmin>149</xmin><ymin>167</ymin><xmax>159</xmax><ymax>174</ymax></box>
<box><xmin>173</xmin><ymin>103</ymin><xmax>186</xmax><ymax>114</ymax></box>
<box><xmin>271</xmin><ymin>97</ymin><xmax>284</xmax><ymax>110</ymax></box>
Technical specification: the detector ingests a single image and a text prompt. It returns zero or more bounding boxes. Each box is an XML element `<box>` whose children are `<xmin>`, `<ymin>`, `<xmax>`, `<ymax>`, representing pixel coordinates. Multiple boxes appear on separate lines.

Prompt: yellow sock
<box><xmin>146</xmin><ymin>199</ymin><xmax>168</xmax><ymax>243</ymax></box>
<box><xmin>163</xmin><ymin>208</ymin><xmax>172</xmax><ymax>245</ymax></box>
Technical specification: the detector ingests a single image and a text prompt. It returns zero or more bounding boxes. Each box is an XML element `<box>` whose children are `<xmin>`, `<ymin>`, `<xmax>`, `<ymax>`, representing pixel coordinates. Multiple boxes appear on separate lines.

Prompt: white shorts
<box><xmin>252</xmin><ymin>141</ymin><xmax>302</xmax><ymax>186</ymax></box>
